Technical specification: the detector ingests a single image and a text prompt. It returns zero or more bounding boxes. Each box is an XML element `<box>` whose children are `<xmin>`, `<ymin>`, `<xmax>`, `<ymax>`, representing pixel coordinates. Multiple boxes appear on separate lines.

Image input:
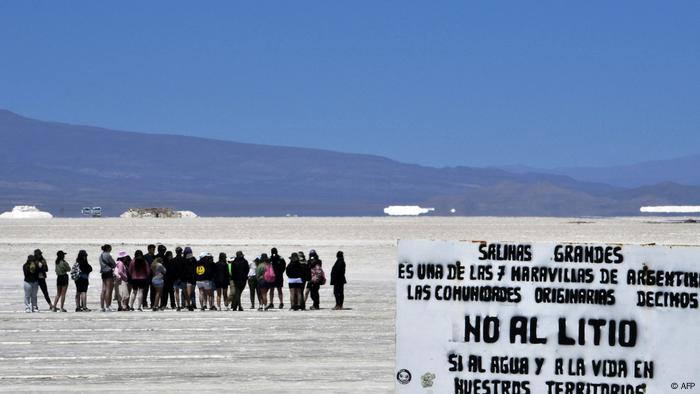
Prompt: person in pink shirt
<box><xmin>115</xmin><ymin>251</ymin><xmax>130</xmax><ymax>311</ymax></box>
<box><xmin>128</xmin><ymin>250</ymin><xmax>151</xmax><ymax>311</ymax></box>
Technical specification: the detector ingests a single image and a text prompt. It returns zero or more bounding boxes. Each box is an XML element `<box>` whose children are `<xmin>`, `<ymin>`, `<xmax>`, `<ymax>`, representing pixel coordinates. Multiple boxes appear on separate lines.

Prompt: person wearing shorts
<box><xmin>151</xmin><ymin>257</ymin><xmax>167</xmax><ymax>311</ymax></box>
<box><xmin>128</xmin><ymin>250</ymin><xmax>151</xmax><ymax>311</ymax></box>
<box><xmin>75</xmin><ymin>250</ymin><xmax>93</xmax><ymax>312</ymax></box>
<box><xmin>195</xmin><ymin>253</ymin><xmax>215</xmax><ymax>310</ymax></box>
<box><xmin>51</xmin><ymin>250</ymin><xmax>71</xmax><ymax>312</ymax></box>
<box><xmin>99</xmin><ymin>244</ymin><xmax>117</xmax><ymax>312</ymax></box>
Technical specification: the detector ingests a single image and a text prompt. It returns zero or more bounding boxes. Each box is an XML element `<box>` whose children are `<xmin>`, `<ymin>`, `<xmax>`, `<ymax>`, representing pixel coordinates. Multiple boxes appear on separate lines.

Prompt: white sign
<box><xmin>396</xmin><ymin>240</ymin><xmax>700</xmax><ymax>393</ymax></box>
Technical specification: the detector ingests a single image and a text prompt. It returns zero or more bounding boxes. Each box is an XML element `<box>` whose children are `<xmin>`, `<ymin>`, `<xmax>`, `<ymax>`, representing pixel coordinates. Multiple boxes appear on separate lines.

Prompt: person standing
<box><xmin>143</xmin><ymin>244</ymin><xmax>156</xmax><ymax>308</ymax></box>
<box><xmin>331</xmin><ymin>251</ymin><xmax>347</xmax><ymax>310</ymax></box>
<box><xmin>23</xmin><ymin>255</ymin><xmax>39</xmax><ymax>312</ymax></box>
<box><xmin>99</xmin><ymin>244</ymin><xmax>117</xmax><ymax>312</ymax></box>
<box><xmin>214</xmin><ymin>253</ymin><xmax>230</xmax><ymax>310</ymax></box>
<box><xmin>183</xmin><ymin>247</ymin><xmax>197</xmax><ymax>311</ymax></box>
<box><xmin>247</xmin><ymin>256</ymin><xmax>259</xmax><ymax>309</ymax></box>
<box><xmin>75</xmin><ymin>250</ymin><xmax>93</xmax><ymax>312</ymax></box>
<box><xmin>34</xmin><ymin>249</ymin><xmax>52</xmax><ymax>309</ymax></box>
<box><xmin>171</xmin><ymin>247</ymin><xmax>185</xmax><ymax>311</ymax></box>
<box><xmin>308</xmin><ymin>250</ymin><xmax>325</xmax><ymax>310</ymax></box>
<box><xmin>114</xmin><ymin>252</ymin><xmax>130</xmax><ymax>311</ymax></box>
<box><xmin>230</xmin><ymin>251</ymin><xmax>248</xmax><ymax>311</ymax></box>
<box><xmin>151</xmin><ymin>257</ymin><xmax>167</xmax><ymax>311</ymax></box>
<box><xmin>51</xmin><ymin>251</ymin><xmax>71</xmax><ymax>312</ymax></box>
<box><xmin>286</xmin><ymin>253</ymin><xmax>304</xmax><ymax>310</ymax></box>
<box><xmin>298</xmin><ymin>251</ymin><xmax>309</xmax><ymax>310</ymax></box>
<box><xmin>269</xmin><ymin>248</ymin><xmax>286</xmax><ymax>309</ymax></box>
<box><xmin>161</xmin><ymin>250</ymin><xmax>176</xmax><ymax>310</ymax></box>
<box><xmin>128</xmin><ymin>250</ymin><xmax>151</xmax><ymax>311</ymax></box>
<box><xmin>256</xmin><ymin>254</ymin><xmax>270</xmax><ymax>311</ymax></box>
<box><xmin>195</xmin><ymin>253</ymin><xmax>215</xmax><ymax>311</ymax></box>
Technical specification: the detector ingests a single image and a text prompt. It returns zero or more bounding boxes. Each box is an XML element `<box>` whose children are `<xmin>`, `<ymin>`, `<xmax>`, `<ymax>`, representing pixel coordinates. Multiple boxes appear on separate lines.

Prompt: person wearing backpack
<box><xmin>23</xmin><ymin>255</ymin><xmax>39</xmax><ymax>312</ymax></box>
<box><xmin>269</xmin><ymin>248</ymin><xmax>286</xmax><ymax>309</ymax></box>
<box><xmin>331</xmin><ymin>251</ymin><xmax>347</xmax><ymax>310</ymax></box>
<box><xmin>51</xmin><ymin>251</ymin><xmax>71</xmax><ymax>312</ymax></box>
<box><xmin>75</xmin><ymin>250</ymin><xmax>93</xmax><ymax>312</ymax></box>
<box><xmin>99</xmin><ymin>244</ymin><xmax>117</xmax><ymax>312</ymax></box>
<box><xmin>308</xmin><ymin>250</ymin><xmax>325</xmax><ymax>310</ymax></box>
<box><xmin>256</xmin><ymin>253</ymin><xmax>271</xmax><ymax>311</ymax></box>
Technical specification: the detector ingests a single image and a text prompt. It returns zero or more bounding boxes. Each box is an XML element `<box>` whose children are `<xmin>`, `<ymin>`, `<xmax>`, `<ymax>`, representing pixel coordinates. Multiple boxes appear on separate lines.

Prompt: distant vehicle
<box><xmin>81</xmin><ymin>207</ymin><xmax>102</xmax><ymax>217</ymax></box>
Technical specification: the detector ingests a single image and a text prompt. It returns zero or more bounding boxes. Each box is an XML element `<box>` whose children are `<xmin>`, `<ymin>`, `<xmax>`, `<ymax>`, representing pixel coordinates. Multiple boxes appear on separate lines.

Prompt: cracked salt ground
<box><xmin>0</xmin><ymin>217</ymin><xmax>698</xmax><ymax>392</ymax></box>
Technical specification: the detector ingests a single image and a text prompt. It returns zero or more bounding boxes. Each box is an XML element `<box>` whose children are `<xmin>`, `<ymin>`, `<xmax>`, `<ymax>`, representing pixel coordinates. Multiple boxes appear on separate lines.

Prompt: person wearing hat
<box><xmin>23</xmin><ymin>255</ymin><xmax>39</xmax><ymax>312</ymax></box>
<box><xmin>114</xmin><ymin>251</ymin><xmax>130</xmax><ymax>311</ymax></box>
<box><xmin>331</xmin><ymin>251</ymin><xmax>347</xmax><ymax>310</ymax></box>
<box><xmin>51</xmin><ymin>251</ymin><xmax>71</xmax><ymax>312</ymax></box>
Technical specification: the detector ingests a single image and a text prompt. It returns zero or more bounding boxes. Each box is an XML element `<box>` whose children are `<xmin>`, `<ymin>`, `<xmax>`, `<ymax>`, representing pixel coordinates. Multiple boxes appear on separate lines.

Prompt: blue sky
<box><xmin>0</xmin><ymin>1</ymin><xmax>698</xmax><ymax>168</ymax></box>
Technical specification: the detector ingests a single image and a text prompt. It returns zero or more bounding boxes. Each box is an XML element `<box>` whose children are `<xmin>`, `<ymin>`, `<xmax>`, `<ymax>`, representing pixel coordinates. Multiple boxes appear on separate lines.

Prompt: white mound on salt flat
<box><xmin>383</xmin><ymin>205</ymin><xmax>435</xmax><ymax>216</ymax></box>
<box><xmin>641</xmin><ymin>206</ymin><xmax>700</xmax><ymax>213</ymax></box>
<box><xmin>0</xmin><ymin>205</ymin><xmax>53</xmax><ymax>219</ymax></box>
<box><xmin>177</xmin><ymin>210</ymin><xmax>198</xmax><ymax>218</ymax></box>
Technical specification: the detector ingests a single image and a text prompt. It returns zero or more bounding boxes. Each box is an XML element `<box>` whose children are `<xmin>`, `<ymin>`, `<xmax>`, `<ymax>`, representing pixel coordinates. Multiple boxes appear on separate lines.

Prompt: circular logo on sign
<box><xmin>196</xmin><ymin>266</ymin><xmax>205</xmax><ymax>275</ymax></box>
<box><xmin>396</xmin><ymin>369</ymin><xmax>412</xmax><ymax>385</ymax></box>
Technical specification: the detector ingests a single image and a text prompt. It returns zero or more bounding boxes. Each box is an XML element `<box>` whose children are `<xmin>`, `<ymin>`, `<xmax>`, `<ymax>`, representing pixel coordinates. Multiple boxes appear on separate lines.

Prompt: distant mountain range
<box><xmin>1</xmin><ymin>109</ymin><xmax>699</xmax><ymax>217</ymax></box>
<box><xmin>498</xmin><ymin>155</ymin><xmax>700</xmax><ymax>188</ymax></box>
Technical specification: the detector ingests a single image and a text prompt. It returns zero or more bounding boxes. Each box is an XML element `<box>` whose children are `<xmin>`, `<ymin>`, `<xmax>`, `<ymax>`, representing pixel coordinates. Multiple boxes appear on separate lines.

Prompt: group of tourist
<box><xmin>21</xmin><ymin>245</ymin><xmax>347</xmax><ymax>313</ymax></box>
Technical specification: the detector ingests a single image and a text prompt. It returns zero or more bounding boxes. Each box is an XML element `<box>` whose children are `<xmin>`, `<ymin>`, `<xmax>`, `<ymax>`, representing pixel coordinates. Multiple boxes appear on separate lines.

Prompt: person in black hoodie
<box><xmin>75</xmin><ymin>250</ymin><xmax>93</xmax><ymax>312</ymax></box>
<box><xmin>171</xmin><ymin>247</ymin><xmax>185</xmax><ymax>311</ymax></box>
<box><xmin>34</xmin><ymin>249</ymin><xmax>52</xmax><ymax>309</ymax></box>
<box><xmin>214</xmin><ymin>253</ymin><xmax>230</xmax><ymax>310</ymax></box>
<box><xmin>286</xmin><ymin>253</ymin><xmax>304</xmax><ymax>310</ymax></box>
<box><xmin>269</xmin><ymin>248</ymin><xmax>286</xmax><ymax>309</ymax></box>
<box><xmin>161</xmin><ymin>250</ymin><xmax>176</xmax><ymax>310</ymax></box>
<box><xmin>195</xmin><ymin>253</ymin><xmax>215</xmax><ymax>310</ymax></box>
<box><xmin>331</xmin><ymin>251</ymin><xmax>347</xmax><ymax>310</ymax></box>
<box><xmin>182</xmin><ymin>247</ymin><xmax>197</xmax><ymax>311</ymax></box>
<box><xmin>229</xmin><ymin>251</ymin><xmax>248</xmax><ymax>311</ymax></box>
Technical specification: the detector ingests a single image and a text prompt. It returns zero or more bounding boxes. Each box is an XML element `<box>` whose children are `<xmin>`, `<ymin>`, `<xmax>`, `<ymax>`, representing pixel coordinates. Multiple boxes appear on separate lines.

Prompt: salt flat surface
<box><xmin>1</xmin><ymin>217</ymin><xmax>699</xmax><ymax>392</ymax></box>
